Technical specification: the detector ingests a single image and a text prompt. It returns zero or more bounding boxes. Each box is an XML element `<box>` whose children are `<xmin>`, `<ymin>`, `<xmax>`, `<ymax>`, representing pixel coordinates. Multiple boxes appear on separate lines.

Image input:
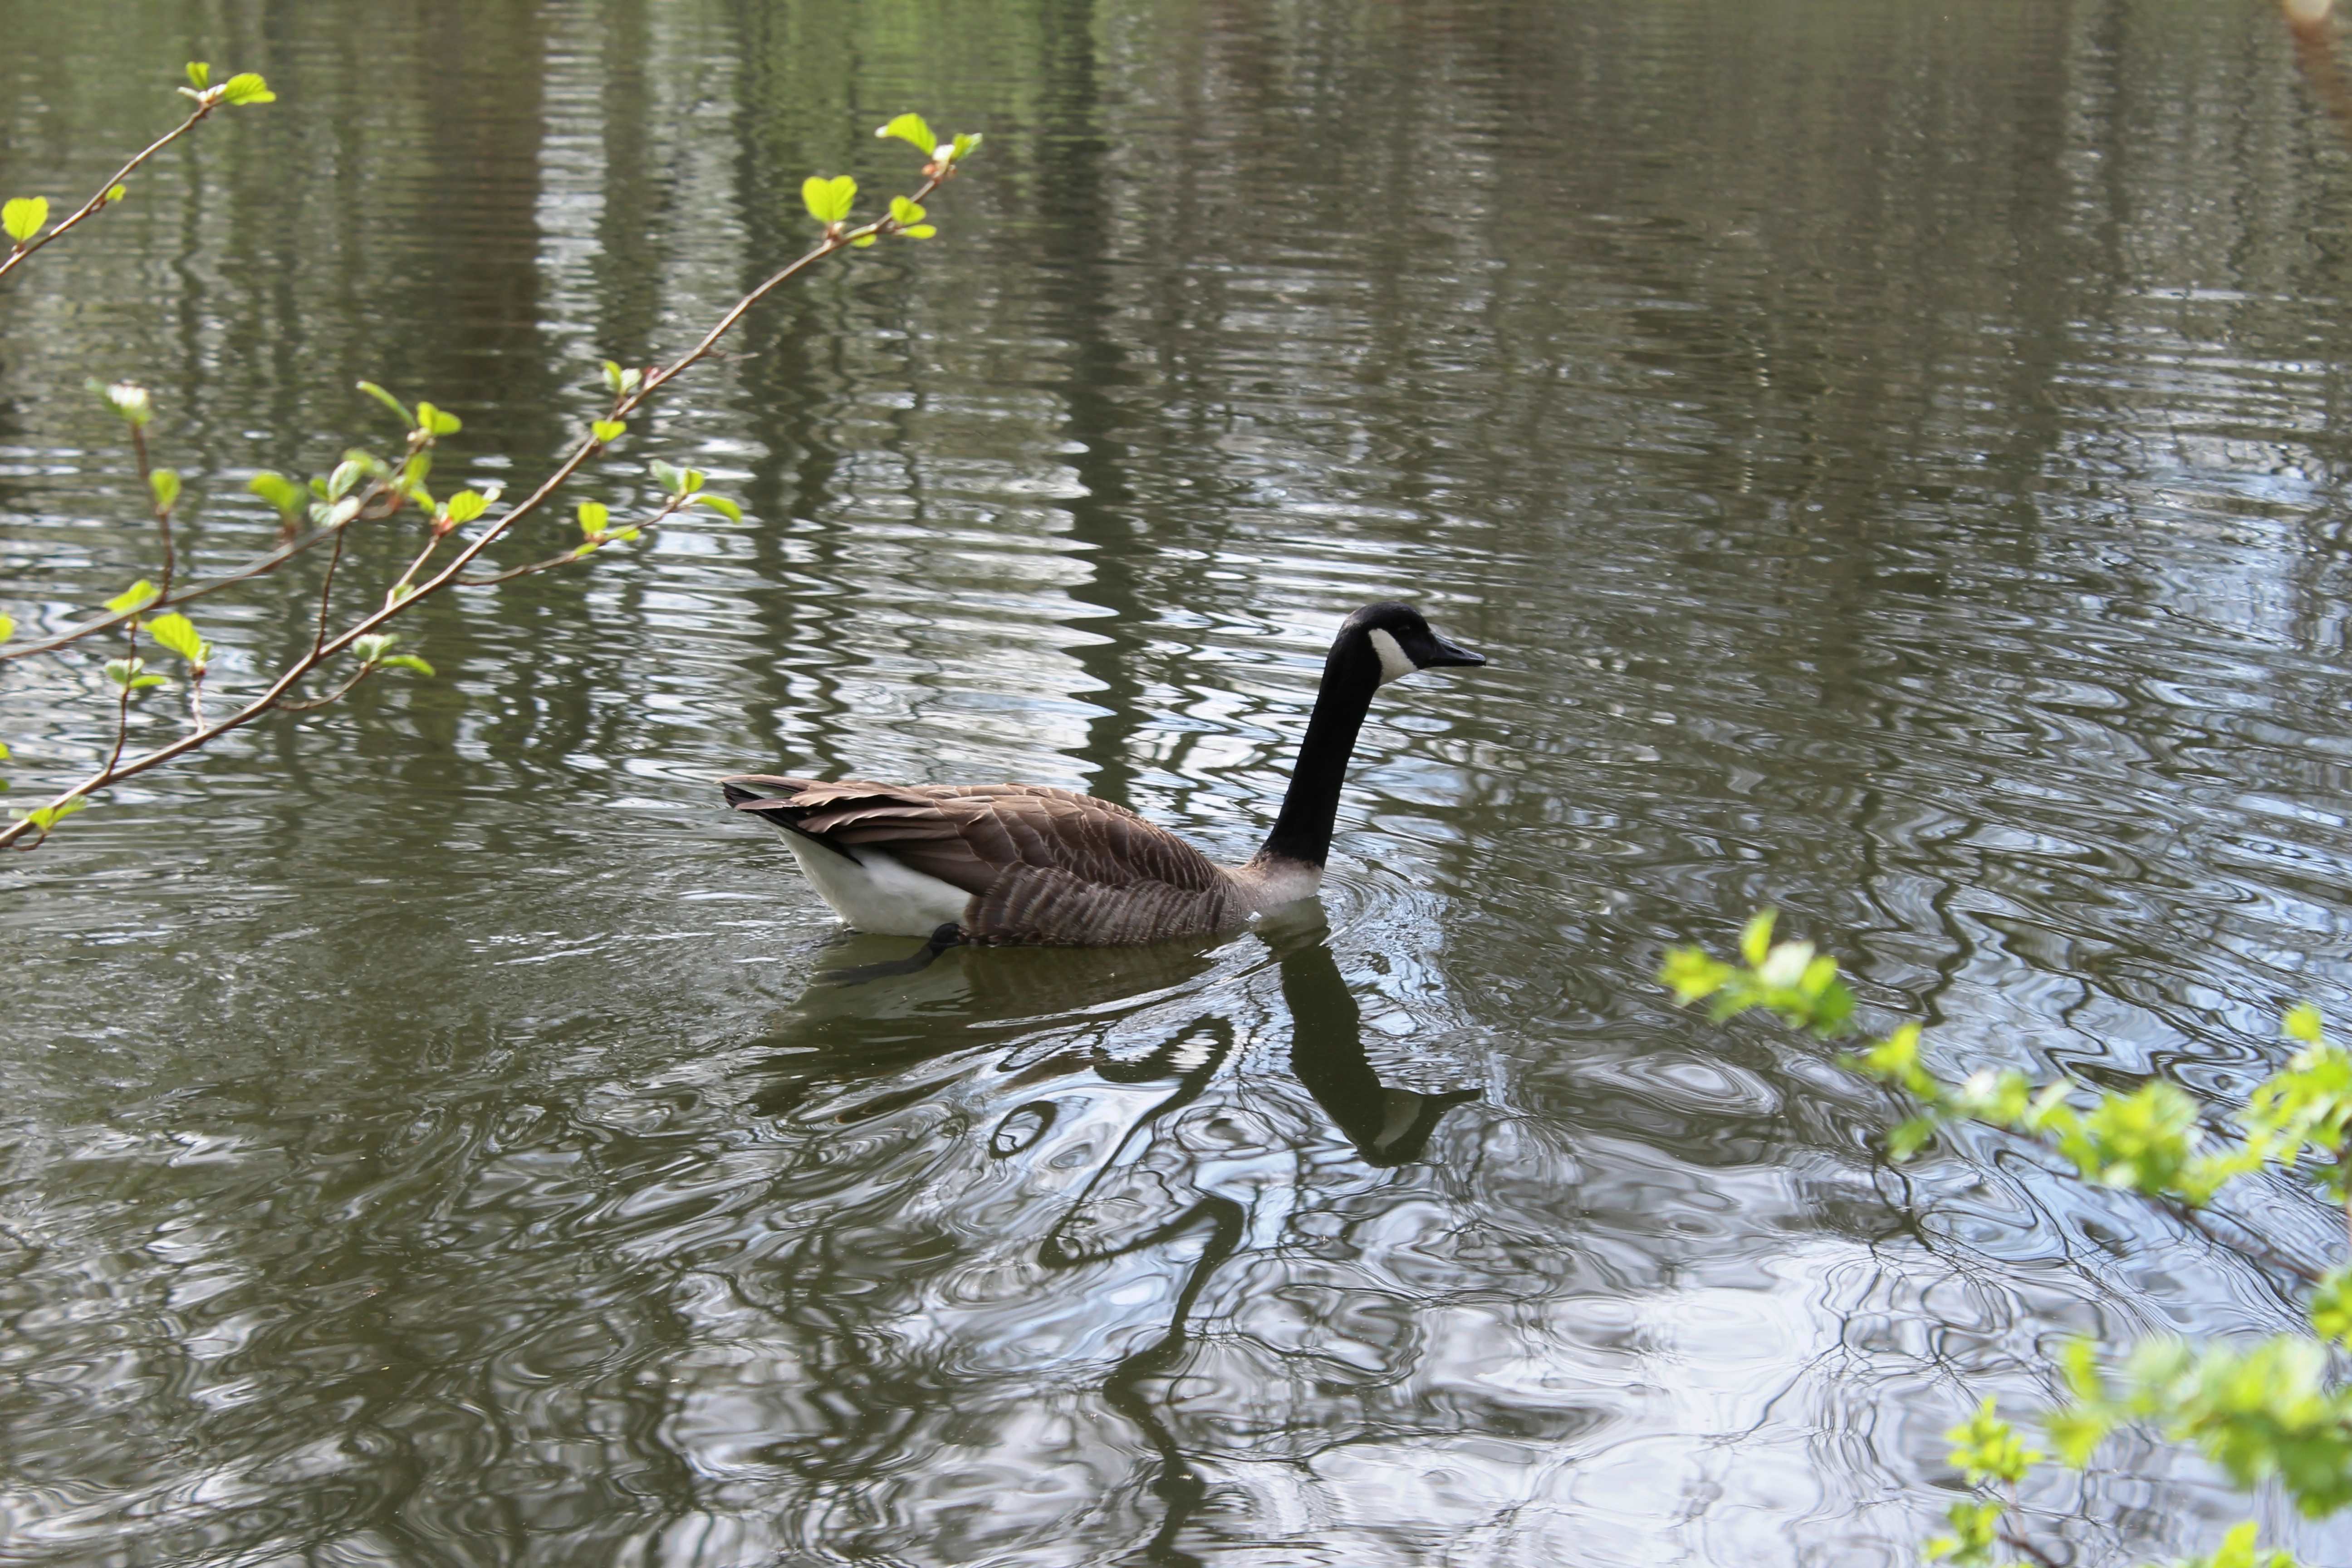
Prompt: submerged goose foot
<box><xmin>818</xmin><ymin>922</ymin><xmax>966</xmax><ymax>986</ymax></box>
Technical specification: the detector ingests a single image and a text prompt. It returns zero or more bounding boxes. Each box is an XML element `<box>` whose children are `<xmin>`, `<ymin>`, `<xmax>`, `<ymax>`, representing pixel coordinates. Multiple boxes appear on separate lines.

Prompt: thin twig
<box><xmin>102</xmin><ymin>620</ymin><xmax>137</xmax><ymax>777</ymax></box>
<box><xmin>0</xmin><ymin>525</ymin><xmax>337</xmax><ymax>662</ymax></box>
<box><xmin>0</xmin><ymin>106</ymin><xmax>212</xmax><ymax>285</ymax></box>
<box><xmin>456</xmin><ymin>495</ymin><xmax>692</xmax><ymax>586</ymax></box>
<box><xmin>2000</xmin><ymin>1524</ymin><xmax>2064</xmax><ymax>1568</ymax></box>
<box><xmin>0</xmin><ymin>161</ymin><xmax>965</xmax><ymax>851</ymax></box>
<box><xmin>310</xmin><ymin>528</ymin><xmax>345</xmax><ymax>659</ymax></box>
<box><xmin>127</xmin><ymin>423</ymin><xmax>175</xmax><ymax>600</ymax></box>
<box><xmin>277</xmin><ymin>666</ymin><xmax>372</xmax><ymax>713</ymax></box>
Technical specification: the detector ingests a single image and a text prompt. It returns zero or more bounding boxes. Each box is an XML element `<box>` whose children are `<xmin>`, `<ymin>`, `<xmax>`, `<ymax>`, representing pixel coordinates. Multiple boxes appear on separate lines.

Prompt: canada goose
<box><xmin>720</xmin><ymin>601</ymin><xmax>1486</xmax><ymax>946</ymax></box>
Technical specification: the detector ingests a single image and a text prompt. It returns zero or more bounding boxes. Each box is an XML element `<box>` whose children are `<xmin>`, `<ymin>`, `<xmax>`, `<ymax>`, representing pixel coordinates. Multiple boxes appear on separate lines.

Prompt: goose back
<box><xmin>720</xmin><ymin>774</ymin><xmax>1253</xmax><ymax>944</ymax></box>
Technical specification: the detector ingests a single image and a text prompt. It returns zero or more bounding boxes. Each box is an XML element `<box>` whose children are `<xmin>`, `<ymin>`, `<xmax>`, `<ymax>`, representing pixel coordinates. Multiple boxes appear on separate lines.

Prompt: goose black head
<box><xmin>1344</xmin><ymin>602</ymin><xmax>1488</xmax><ymax>685</ymax></box>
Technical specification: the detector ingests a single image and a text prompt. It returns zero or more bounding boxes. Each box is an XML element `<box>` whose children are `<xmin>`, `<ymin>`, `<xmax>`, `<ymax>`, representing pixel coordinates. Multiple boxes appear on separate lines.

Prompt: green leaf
<box><xmin>0</xmin><ymin>613</ymin><xmax>13</xmax><ymax>643</ymax></box>
<box><xmin>2312</xmin><ymin>1266</ymin><xmax>2352</xmax><ymax>1348</ymax></box>
<box><xmin>247</xmin><ymin>470</ymin><xmax>305</xmax><ymax>519</ymax></box>
<box><xmin>876</xmin><ymin>113</ymin><xmax>936</xmax><ymax>155</ymax></box>
<box><xmin>1740</xmin><ymin>909</ymin><xmax>1777</xmax><ymax>968</ymax></box>
<box><xmin>355</xmin><ymin>381</ymin><xmax>413</xmax><ymax>427</ymax></box>
<box><xmin>591</xmin><ymin>419</ymin><xmax>626</xmax><ymax>444</ymax></box>
<box><xmin>145</xmin><ymin>612</ymin><xmax>208</xmax><ymax>663</ymax></box>
<box><xmin>578</xmin><ymin>500</ymin><xmax>609</xmax><ymax>538</ymax></box>
<box><xmin>148</xmin><ymin>468</ymin><xmax>181</xmax><ymax>512</ymax></box>
<box><xmin>947</xmin><ymin>132</ymin><xmax>984</xmax><ymax>163</ymax></box>
<box><xmin>890</xmin><ymin>196</ymin><xmax>928</xmax><ymax>226</ymax></box>
<box><xmin>606</xmin><ymin>526</ymin><xmax>640</xmax><ymax>544</ymax></box>
<box><xmin>3</xmin><ymin>196</ymin><xmax>48</xmax><ymax>245</ymax></box>
<box><xmin>220</xmin><ymin>73</ymin><xmax>274</xmax><ymax>106</ymax></box>
<box><xmin>680</xmin><ymin>467</ymin><xmax>706</xmax><ymax>494</ymax></box>
<box><xmin>326</xmin><ymin>459</ymin><xmax>369</xmax><ymax>502</ymax></box>
<box><xmin>648</xmin><ymin>459</ymin><xmax>685</xmax><ymax>494</ymax></box>
<box><xmin>351</xmin><ymin>632</ymin><xmax>398</xmax><ymax>664</ymax></box>
<box><xmin>416</xmin><ymin>401</ymin><xmax>461</xmax><ymax>437</ymax></box>
<box><xmin>1943</xmin><ymin>1396</ymin><xmax>2040</xmax><ymax>1485</ymax></box>
<box><xmin>103</xmin><ymin>183</ymin><xmax>126</xmax><ymax>204</ymax></box>
<box><xmin>690</xmin><ymin>493</ymin><xmax>744</xmax><ymax>524</ymax></box>
<box><xmin>899</xmin><ymin>225</ymin><xmax>936</xmax><ymax>240</ymax></box>
<box><xmin>850</xmin><ymin>234</ymin><xmax>878</xmax><ymax>248</ymax></box>
<box><xmin>103</xmin><ymin>656</ymin><xmax>156</xmax><ymax>688</ymax></box>
<box><xmin>90</xmin><ymin>379</ymin><xmax>152</xmax><ymax>427</ymax></box>
<box><xmin>186</xmin><ymin>61</ymin><xmax>211</xmax><ymax>89</ymax></box>
<box><xmin>444</xmin><ymin>490</ymin><xmax>489</xmax><ymax>526</ymax></box>
<box><xmin>9</xmin><ymin>797</ymin><xmax>87</xmax><ymax>831</ymax></box>
<box><xmin>2285</xmin><ymin>1003</ymin><xmax>2325</xmax><ymax>1047</ymax></box>
<box><xmin>601</xmin><ymin>360</ymin><xmax>642</xmax><ymax>397</ymax></box>
<box><xmin>802</xmin><ymin>174</ymin><xmax>857</xmax><ymax>225</ymax></box>
<box><xmin>105</xmin><ymin>580</ymin><xmax>159</xmax><ymax>617</ymax></box>
<box><xmin>377</xmin><ymin>654</ymin><xmax>434</xmax><ymax>676</ymax></box>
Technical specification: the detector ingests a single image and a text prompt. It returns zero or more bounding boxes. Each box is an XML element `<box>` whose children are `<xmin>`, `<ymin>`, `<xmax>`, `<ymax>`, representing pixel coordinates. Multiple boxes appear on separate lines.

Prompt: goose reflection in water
<box><xmin>715</xmin><ymin>920</ymin><xmax>1484</xmax><ymax>1565</ymax></box>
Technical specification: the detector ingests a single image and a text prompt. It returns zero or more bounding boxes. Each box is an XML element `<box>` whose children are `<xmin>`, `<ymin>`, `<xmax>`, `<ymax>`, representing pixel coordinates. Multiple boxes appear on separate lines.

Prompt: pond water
<box><xmin>6</xmin><ymin>1</ymin><xmax>2352</xmax><ymax>1563</ymax></box>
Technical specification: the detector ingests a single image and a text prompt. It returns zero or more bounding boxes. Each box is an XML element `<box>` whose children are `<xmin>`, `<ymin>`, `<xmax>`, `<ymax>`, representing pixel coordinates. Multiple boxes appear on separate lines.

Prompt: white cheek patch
<box><xmin>1367</xmin><ymin>627</ymin><xmax>1416</xmax><ymax>685</ymax></box>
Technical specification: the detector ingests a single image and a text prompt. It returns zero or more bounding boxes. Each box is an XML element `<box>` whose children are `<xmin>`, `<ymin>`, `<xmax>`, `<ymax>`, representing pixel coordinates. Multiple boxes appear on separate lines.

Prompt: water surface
<box><xmin>7</xmin><ymin>1</ymin><xmax>2352</xmax><ymax>1563</ymax></box>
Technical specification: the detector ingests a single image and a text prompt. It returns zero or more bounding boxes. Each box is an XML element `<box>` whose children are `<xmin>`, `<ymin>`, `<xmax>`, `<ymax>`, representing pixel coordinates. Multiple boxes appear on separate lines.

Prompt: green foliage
<box><xmin>1663</xmin><ymin>913</ymin><xmax>2352</xmax><ymax>1562</ymax></box>
<box><xmin>577</xmin><ymin>501</ymin><xmax>609</xmax><ymax>538</ymax></box>
<box><xmin>2172</xmin><ymin>1521</ymin><xmax>2299</xmax><ymax>1568</ymax></box>
<box><xmin>890</xmin><ymin>196</ymin><xmax>936</xmax><ymax>239</ymax></box>
<box><xmin>1659</xmin><ymin>909</ymin><xmax>1856</xmax><ymax>1034</ymax></box>
<box><xmin>348</xmin><ymin>633</ymin><xmax>430</xmax><ymax>677</ymax></box>
<box><xmin>947</xmin><ymin>132</ymin><xmax>984</xmax><ymax>164</ymax></box>
<box><xmin>4</xmin><ymin>196</ymin><xmax>49</xmax><ymax>245</ymax></box>
<box><xmin>876</xmin><ymin>113</ymin><xmax>936</xmax><ymax>155</ymax></box>
<box><xmin>444</xmin><ymin>489</ymin><xmax>489</xmax><ymax>526</ymax></box>
<box><xmin>1922</xmin><ymin>1498</ymin><xmax>2008</xmax><ymax>1567</ymax></box>
<box><xmin>601</xmin><ymin>360</ymin><xmax>642</xmax><ymax>397</ymax></box>
<box><xmin>591</xmin><ymin>419</ymin><xmax>626</xmax><ymax>444</ymax></box>
<box><xmin>1947</xmin><ymin>1397</ymin><xmax>2039</xmax><ymax>1485</ymax></box>
<box><xmin>102</xmin><ymin>656</ymin><xmax>164</xmax><ymax>691</ymax></box>
<box><xmin>247</xmin><ymin>470</ymin><xmax>304</xmax><ymax>519</ymax></box>
<box><xmin>144</xmin><ymin>612</ymin><xmax>209</xmax><ymax>667</ymax></box>
<box><xmin>689</xmin><ymin>493</ymin><xmax>743</xmax><ymax>524</ymax></box>
<box><xmin>8</xmin><ymin>797</ymin><xmax>86</xmax><ymax>832</ymax></box>
<box><xmin>2309</xmin><ymin>1267</ymin><xmax>2352</xmax><ymax>1349</ymax></box>
<box><xmin>148</xmin><ymin>467</ymin><xmax>180</xmax><ymax>511</ymax></box>
<box><xmin>218</xmin><ymin>73</ymin><xmax>274</xmax><ymax>107</ymax></box>
<box><xmin>104</xmin><ymin>580</ymin><xmax>158</xmax><ymax>617</ymax></box>
<box><xmin>91</xmin><ymin>379</ymin><xmax>152</xmax><ymax>427</ymax></box>
<box><xmin>325</xmin><ymin>458</ymin><xmax>369</xmax><ymax>502</ymax></box>
<box><xmin>356</xmin><ymin>381</ymin><xmax>412</xmax><ymax>426</ymax></box>
<box><xmin>415</xmin><ymin>401</ymin><xmax>461</xmax><ymax>437</ymax></box>
<box><xmin>2059</xmin><ymin>1336</ymin><xmax>2352</xmax><ymax>1517</ymax></box>
<box><xmin>802</xmin><ymin>174</ymin><xmax>857</xmax><ymax>225</ymax></box>
<box><xmin>185</xmin><ymin>61</ymin><xmax>210</xmax><ymax>90</ymax></box>
<box><xmin>0</xmin><ymin>612</ymin><xmax>16</xmax><ymax>643</ymax></box>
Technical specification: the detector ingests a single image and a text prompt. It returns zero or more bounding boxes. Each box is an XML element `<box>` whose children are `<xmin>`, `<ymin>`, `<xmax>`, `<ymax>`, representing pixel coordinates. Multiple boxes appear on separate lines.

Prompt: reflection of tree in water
<box><xmin>708</xmin><ymin>925</ymin><xmax>1482</xmax><ymax>1564</ymax></box>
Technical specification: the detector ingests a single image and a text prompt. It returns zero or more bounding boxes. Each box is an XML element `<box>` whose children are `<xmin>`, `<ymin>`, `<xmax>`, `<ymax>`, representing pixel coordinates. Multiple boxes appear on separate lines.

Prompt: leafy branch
<box><xmin>0</xmin><ymin>62</ymin><xmax>273</xmax><ymax>285</ymax></box>
<box><xmin>1661</xmin><ymin>911</ymin><xmax>2352</xmax><ymax>1566</ymax></box>
<box><xmin>0</xmin><ymin>109</ymin><xmax>983</xmax><ymax>850</ymax></box>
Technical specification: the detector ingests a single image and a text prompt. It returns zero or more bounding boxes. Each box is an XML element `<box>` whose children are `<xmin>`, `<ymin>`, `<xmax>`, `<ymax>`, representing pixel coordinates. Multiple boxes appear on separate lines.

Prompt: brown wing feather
<box><xmin>717</xmin><ymin>775</ymin><xmax>1233</xmax><ymax>923</ymax></box>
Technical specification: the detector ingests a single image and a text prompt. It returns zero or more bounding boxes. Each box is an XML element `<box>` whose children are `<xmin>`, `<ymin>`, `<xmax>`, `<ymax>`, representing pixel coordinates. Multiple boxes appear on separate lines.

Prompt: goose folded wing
<box><xmin>720</xmin><ymin>776</ymin><xmax>1223</xmax><ymax>897</ymax></box>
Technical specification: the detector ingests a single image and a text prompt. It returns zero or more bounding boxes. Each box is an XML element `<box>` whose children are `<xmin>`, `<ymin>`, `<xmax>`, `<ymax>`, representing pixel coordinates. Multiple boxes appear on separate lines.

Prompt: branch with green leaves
<box><xmin>0</xmin><ymin>62</ymin><xmax>273</xmax><ymax>285</ymax></box>
<box><xmin>0</xmin><ymin>109</ymin><xmax>982</xmax><ymax>851</ymax></box>
<box><xmin>1662</xmin><ymin>911</ymin><xmax>2352</xmax><ymax>1566</ymax></box>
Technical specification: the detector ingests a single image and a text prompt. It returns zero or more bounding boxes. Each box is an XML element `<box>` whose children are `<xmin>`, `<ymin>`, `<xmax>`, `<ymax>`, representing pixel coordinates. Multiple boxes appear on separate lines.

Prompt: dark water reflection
<box><xmin>8</xmin><ymin>0</ymin><xmax>2352</xmax><ymax>1561</ymax></box>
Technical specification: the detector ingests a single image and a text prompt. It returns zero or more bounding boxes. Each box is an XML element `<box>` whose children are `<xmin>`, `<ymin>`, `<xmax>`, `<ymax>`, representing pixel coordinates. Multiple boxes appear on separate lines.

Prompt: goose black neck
<box><xmin>1259</xmin><ymin>630</ymin><xmax>1380</xmax><ymax>868</ymax></box>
